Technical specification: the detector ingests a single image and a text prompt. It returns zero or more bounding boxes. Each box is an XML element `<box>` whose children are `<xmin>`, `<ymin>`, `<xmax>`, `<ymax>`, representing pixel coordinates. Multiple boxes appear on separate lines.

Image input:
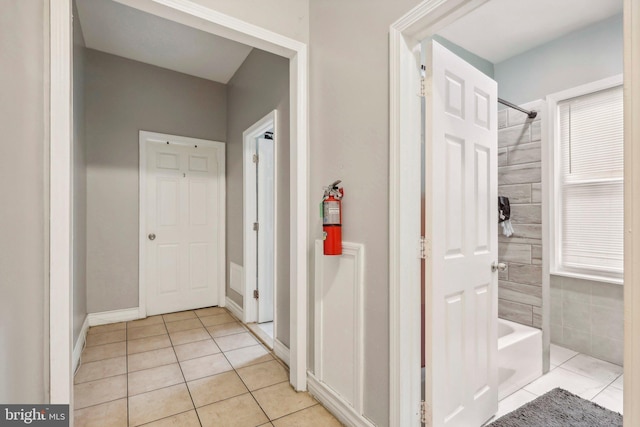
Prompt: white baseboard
<box><xmin>73</xmin><ymin>315</ymin><xmax>90</xmax><ymax>374</ymax></box>
<box><xmin>307</xmin><ymin>373</ymin><xmax>375</xmax><ymax>427</ymax></box>
<box><xmin>274</xmin><ymin>338</ymin><xmax>290</xmax><ymax>367</ymax></box>
<box><xmin>225</xmin><ymin>297</ymin><xmax>243</xmax><ymax>321</ymax></box>
<box><xmin>87</xmin><ymin>307</ymin><xmax>141</xmax><ymax>326</ymax></box>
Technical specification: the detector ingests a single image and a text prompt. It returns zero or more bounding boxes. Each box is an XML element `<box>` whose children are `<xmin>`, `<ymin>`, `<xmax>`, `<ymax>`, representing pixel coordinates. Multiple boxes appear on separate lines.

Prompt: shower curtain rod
<box><xmin>498</xmin><ymin>97</ymin><xmax>538</xmax><ymax>119</ymax></box>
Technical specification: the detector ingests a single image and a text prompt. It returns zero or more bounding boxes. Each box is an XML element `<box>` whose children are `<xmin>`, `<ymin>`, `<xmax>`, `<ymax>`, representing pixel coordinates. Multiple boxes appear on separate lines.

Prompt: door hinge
<box><xmin>253</xmin><ymin>222</ymin><xmax>259</xmax><ymax>231</ymax></box>
<box><xmin>420</xmin><ymin>400</ymin><xmax>429</xmax><ymax>424</ymax></box>
<box><xmin>420</xmin><ymin>236</ymin><xmax>429</xmax><ymax>259</ymax></box>
<box><xmin>253</xmin><ymin>289</ymin><xmax>259</xmax><ymax>299</ymax></box>
<box><xmin>253</xmin><ymin>154</ymin><xmax>259</xmax><ymax>163</ymax></box>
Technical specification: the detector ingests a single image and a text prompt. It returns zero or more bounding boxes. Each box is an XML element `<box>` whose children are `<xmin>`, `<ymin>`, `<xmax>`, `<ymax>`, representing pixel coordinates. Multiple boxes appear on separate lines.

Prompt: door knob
<box><xmin>491</xmin><ymin>261</ymin><xmax>507</xmax><ymax>272</ymax></box>
<box><xmin>148</xmin><ymin>233</ymin><xmax>156</xmax><ymax>241</ymax></box>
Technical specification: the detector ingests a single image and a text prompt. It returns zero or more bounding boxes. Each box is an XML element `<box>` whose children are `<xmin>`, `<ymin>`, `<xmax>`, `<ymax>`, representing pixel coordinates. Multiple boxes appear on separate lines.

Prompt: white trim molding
<box><xmin>274</xmin><ymin>338</ymin><xmax>290</xmax><ymax>367</ymax></box>
<box><xmin>87</xmin><ymin>308</ymin><xmax>141</xmax><ymax>326</ymax></box>
<box><xmin>307</xmin><ymin>373</ymin><xmax>375</xmax><ymax>427</ymax></box>
<box><xmin>50</xmin><ymin>0</ymin><xmax>73</xmax><ymax>405</ymax></box>
<box><xmin>225</xmin><ymin>297</ymin><xmax>244</xmax><ymax>321</ymax></box>
<box><xmin>72</xmin><ymin>315</ymin><xmax>90</xmax><ymax>374</ymax></box>
<box><xmin>624</xmin><ymin>0</ymin><xmax>640</xmax><ymax>424</ymax></box>
<box><xmin>314</xmin><ymin>240</ymin><xmax>366</xmax><ymax>420</ymax></box>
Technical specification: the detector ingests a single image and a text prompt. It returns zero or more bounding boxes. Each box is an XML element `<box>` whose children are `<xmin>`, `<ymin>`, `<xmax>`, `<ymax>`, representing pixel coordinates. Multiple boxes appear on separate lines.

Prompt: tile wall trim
<box><xmin>307</xmin><ymin>373</ymin><xmax>375</xmax><ymax>427</ymax></box>
<box><xmin>72</xmin><ymin>314</ymin><xmax>90</xmax><ymax>374</ymax></box>
<box><xmin>87</xmin><ymin>307</ymin><xmax>141</xmax><ymax>327</ymax></box>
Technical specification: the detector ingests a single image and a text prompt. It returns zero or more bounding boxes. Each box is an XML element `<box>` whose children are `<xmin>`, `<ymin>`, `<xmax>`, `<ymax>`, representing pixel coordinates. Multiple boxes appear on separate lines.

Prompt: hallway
<box><xmin>73</xmin><ymin>307</ymin><xmax>341</xmax><ymax>426</ymax></box>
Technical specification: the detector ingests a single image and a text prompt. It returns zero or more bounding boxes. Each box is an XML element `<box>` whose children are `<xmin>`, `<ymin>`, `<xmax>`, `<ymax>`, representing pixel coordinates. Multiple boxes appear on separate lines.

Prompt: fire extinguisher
<box><xmin>322</xmin><ymin>180</ymin><xmax>343</xmax><ymax>256</ymax></box>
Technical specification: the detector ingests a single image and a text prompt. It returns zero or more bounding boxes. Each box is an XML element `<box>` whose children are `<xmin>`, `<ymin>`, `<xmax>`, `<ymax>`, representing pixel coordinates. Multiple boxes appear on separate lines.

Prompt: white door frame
<box><xmin>50</xmin><ymin>0</ymin><xmax>309</xmax><ymax>403</ymax></box>
<box><xmin>243</xmin><ymin>111</ymin><xmax>277</xmax><ymax>325</ymax></box>
<box><xmin>138</xmin><ymin>131</ymin><xmax>226</xmax><ymax>317</ymax></box>
<box><xmin>389</xmin><ymin>1</ymin><xmax>640</xmax><ymax>426</ymax></box>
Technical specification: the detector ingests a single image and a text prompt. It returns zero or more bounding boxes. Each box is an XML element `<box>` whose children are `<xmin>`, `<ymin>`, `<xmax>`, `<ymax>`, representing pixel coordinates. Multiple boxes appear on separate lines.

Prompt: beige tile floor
<box><xmin>74</xmin><ymin>307</ymin><xmax>343</xmax><ymax>427</ymax></box>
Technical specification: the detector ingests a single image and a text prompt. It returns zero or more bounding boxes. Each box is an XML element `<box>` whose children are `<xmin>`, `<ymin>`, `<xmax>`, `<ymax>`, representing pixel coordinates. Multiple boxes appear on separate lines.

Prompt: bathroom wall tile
<box><xmin>550</xmin><ymin>325</ymin><xmax>563</xmax><ymax>345</ymax></box>
<box><xmin>591</xmin><ymin>335</ymin><xmax>624</xmax><ymax>366</ymax></box>
<box><xmin>508</xmin><ymin>263</ymin><xmax>542</xmax><ymax>286</ymax></box>
<box><xmin>498</xmin><ymin>183</ymin><xmax>531</xmax><ymax>204</ymax></box>
<box><xmin>562</xmin><ymin>278</ymin><xmax>592</xmax><ymax>304</ymax></box>
<box><xmin>498</xmin><ymin>148</ymin><xmax>508</xmax><ymax>166</ymax></box>
<box><xmin>499</xmin><ymin>224</ymin><xmax>541</xmax><ymax>242</ymax></box>
<box><xmin>531</xmin><ymin>120</ymin><xmax>542</xmax><ymax>142</ymax></box>
<box><xmin>499</xmin><ymin>126</ymin><xmax>531</xmax><ymax>148</ymax></box>
<box><xmin>551</xmin><ymin>298</ymin><xmax>562</xmax><ymax>327</ymax></box>
<box><xmin>498</xmin><ymin>163</ymin><xmax>541</xmax><ymax>185</ymax></box>
<box><xmin>591</xmin><ymin>305</ymin><xmax>623</xmax><ymax>341</ymax></box>
<box><xmin>498</xmin><ymin>243</ymin><xmax>531</xmax><ymax>263</ymax></box>
<box><xmin>509</xmin><ymin>204</ymin><xmax>542</xmax><ymax>224</ymax></box>
<box><xmin>562</xmin><ymin>327</ymin><xmax>591</xmax><ymax>355</ymax></box>
<box><xmin>498</xmin><ymin>299</ymin><xmax>533</xmax><ymax>326</ymax></box>
<box><xmin>550</xmin><ymin>278</ymin><xmax>562</xmax><ymax>300</ymax></box>
<box><xmin>498</xmin><ymin>109</ymin><xmax>508</xmax><ymax>129</ymax></box>
<box><xmin>562</xmin><ymin>300</ymin><xmax>591</xmax><ymax>332</ymax></box>
<box><xmin>499</xmin><ymin>265</ymin><xmax>509</xmax><ymax>281</ymax></box>
<box><xmin>508</xmin><ymin>142</ymin><xmax>541</xmax><ymax>165</ymax></box>
<box><xmin>508</xmin><ymin>102</ymin><xmax>542</xmax><ymax>126</ymax></box>
<box><xmin>591</xmin><ymin>281</ymin><xmax>624</xmax><ymax>309</ymax></box>
<box><xmin>531</xmin><ymin>183</ymin><xmax>541</xmax><ymax>203</ymax></box>
<box><xmin>533</xmin><ymin>307</ymin><xmax>542</xmax><ymax>329</ymax></box>
<box><xmin>531</xmin><ymin>245</ymin><xmax>542</xmax><ymax>265</ymax></box>
<box><xmin>499</xmin><ymin>281</ymin><xmax>542</xmax><ymax>307</ymax></box>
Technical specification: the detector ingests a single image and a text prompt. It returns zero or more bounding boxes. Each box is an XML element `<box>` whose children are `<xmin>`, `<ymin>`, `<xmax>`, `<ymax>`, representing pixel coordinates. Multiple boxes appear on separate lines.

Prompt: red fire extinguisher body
<box><xmin>323</xmin><ymin>184</ymin><xmax>343</xmax><ymax>255</ymax></box>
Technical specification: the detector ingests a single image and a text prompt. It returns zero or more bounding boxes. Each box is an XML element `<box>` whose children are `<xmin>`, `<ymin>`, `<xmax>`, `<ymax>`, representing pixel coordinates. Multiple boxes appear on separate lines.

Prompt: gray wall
<box><xmin>0</xmin><ymin>0</ymin><xmax>47</xmax><ymax>403</ymax></box>
<box><xmin>226</xmin><ymin>49</ymin><xmax>291</xmax><ymax>346</ymax></box>
<box><xmin>309</xmin><ymin>0</ymin><xmax>420</xmax><ymax>424</ymax></box>
<box><xmin>497</xmin><ymin>101</ymin><xmax>543</xmax><ymax>328</ymax></box>
<box><xmin>73</xmin><ymin>0</ymin><xmax>88</xmax><ymax>346</ymax></box>
<box><xmin>551</xmin><ymin>275</ymin><xmax>623</xmax><ymax>365</ymax></box>
<box><xmin>85</xmin><ymin>49</ymin><xmax>227</xmax><ymax>313</ymax></box>
<box><xmin>494</xmin><ymin>14</ymin><xmax>623</xmax><ymax>106</ymax></box>
<box><xmin>432</xmin><ymin>35</ymin><xmax>494</xmax><ymax>78</ymax></box>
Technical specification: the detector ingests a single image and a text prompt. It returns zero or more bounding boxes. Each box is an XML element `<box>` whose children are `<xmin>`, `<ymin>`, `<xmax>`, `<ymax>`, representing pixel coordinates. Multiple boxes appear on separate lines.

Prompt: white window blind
<box><xmin>557</xmin><ymin>85</ymin><xmax>623</xmax><ymax>277</ymax></box>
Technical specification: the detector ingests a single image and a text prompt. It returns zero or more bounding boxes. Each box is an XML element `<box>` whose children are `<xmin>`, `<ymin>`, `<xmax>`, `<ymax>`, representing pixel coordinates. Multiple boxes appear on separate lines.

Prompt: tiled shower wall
<box><xmin>497</xmin><ymin>100</ymin><xmax>543</xmax><ymax>328</ymax></box>
<box><xmin>551</xmin><ymin>275</ymin><xmax>623</xmax><ymax>365</ymax></box>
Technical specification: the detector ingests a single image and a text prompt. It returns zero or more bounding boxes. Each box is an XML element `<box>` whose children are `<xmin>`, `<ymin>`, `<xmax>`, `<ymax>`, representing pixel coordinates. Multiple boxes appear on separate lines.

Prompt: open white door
<box><xmin>142</xmin><ymin>132</ymin><xmax>225</xmax><ymax>316</ymax></box>
<box><xmin>257</xmin><ymin>136</ymin><xmax>275</xmax><ymax>323</ymax></box>
<box><xmin>424</xmin><ymin>41</ymin><xmax>498</xmax><ymax>427</ymax></box>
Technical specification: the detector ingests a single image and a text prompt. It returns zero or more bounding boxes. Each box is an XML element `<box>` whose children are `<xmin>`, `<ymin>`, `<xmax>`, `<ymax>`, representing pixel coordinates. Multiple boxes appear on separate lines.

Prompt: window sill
<box><xmin>551</xmin><ymin>269</ymin><xmax>623</xmax><ymax>286</ymax></box>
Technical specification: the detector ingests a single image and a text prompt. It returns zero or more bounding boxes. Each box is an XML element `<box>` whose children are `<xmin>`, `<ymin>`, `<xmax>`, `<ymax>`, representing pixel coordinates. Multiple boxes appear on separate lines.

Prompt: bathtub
<box><xmin>498</xmin><ymin>318</ymin><xmax>542</xmax><ymax>400</ymax></box>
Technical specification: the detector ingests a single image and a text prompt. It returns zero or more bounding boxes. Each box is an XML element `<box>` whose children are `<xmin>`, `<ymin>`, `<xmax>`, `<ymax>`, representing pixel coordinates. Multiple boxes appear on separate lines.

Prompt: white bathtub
<box><xmin>498</xmin><ymin>318</ymin><xmax>542</xmax><ymax>400</ymax></box>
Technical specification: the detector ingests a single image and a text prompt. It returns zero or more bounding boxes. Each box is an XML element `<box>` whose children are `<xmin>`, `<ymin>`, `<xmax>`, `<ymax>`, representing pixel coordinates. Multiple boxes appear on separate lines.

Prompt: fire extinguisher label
<box><xmin>323</xmin><ymin>201</ymin><xmax>341</xmax><ymax>225</ymax></box>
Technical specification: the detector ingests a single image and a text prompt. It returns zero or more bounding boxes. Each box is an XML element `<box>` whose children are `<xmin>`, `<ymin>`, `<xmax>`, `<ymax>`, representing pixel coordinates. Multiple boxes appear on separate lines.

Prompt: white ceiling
<box><xmin>76</xmin><ymin>0</ymin><xmax>253</xmax><ymax>84</ymax></box>
<box><xmin>438</xmin><ymin>0</ymin><xmax>623</xmax><ymax>64</ymax></box>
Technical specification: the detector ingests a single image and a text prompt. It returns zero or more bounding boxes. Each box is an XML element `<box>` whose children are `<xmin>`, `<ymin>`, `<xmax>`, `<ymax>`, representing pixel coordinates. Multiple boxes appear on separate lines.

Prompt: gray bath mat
<box><xmin>488</xmin><ymin>388</ymin><xmax>622</xmax><ymax>426</ymax></box>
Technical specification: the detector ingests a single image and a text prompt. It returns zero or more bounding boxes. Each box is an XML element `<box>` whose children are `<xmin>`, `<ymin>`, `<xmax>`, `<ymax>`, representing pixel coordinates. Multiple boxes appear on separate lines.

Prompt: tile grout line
<box><xmin>207</xmin><ymin>309</ymin><xmax>273</xmax><ymax>423</ymax></box>
<box><xmin>163</xmin><ymin>311</ymin><xmax>205</xmax><ymax>427</ymax></box>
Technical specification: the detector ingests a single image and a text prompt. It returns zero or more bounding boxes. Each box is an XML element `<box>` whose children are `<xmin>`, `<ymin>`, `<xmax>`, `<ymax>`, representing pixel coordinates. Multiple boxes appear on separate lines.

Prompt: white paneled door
<box><xmin>142</xmin><ymin>133</ymin><xmax>225</xmax><ymax>316</ymax></box>
<box><xmin>424</xmin><ymin>41</ymin><xmax>499</xmax><ymax>427</ymax></box>
<box><xmin>257</xmin><ymin>137</ymin><xmax>275</xmax><ymax>324</ymax></box>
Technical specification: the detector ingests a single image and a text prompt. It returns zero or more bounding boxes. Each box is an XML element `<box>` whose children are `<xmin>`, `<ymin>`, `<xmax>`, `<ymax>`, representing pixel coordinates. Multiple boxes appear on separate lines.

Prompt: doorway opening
<box><xmin>50</xmin><ymin>0</ymin><xmax>309</xmax><ymax>403</ymax></box>
<box><xmin>243</xmin><ymin>111</ymin><xmax>277</xmax><ymax>348</ymax></box>
<box><xmin>389</xmin><ymin>1</ymin><xmax>629</xmax><ymax>426</ymax></box>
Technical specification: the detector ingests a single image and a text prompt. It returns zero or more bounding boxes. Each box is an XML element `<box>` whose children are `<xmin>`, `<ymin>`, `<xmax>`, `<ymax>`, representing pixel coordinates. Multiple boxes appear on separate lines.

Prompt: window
<box><xmin>550</xmin><ymin>77</ymin><xmax>623</xmax><ymax>283</ymax></box>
